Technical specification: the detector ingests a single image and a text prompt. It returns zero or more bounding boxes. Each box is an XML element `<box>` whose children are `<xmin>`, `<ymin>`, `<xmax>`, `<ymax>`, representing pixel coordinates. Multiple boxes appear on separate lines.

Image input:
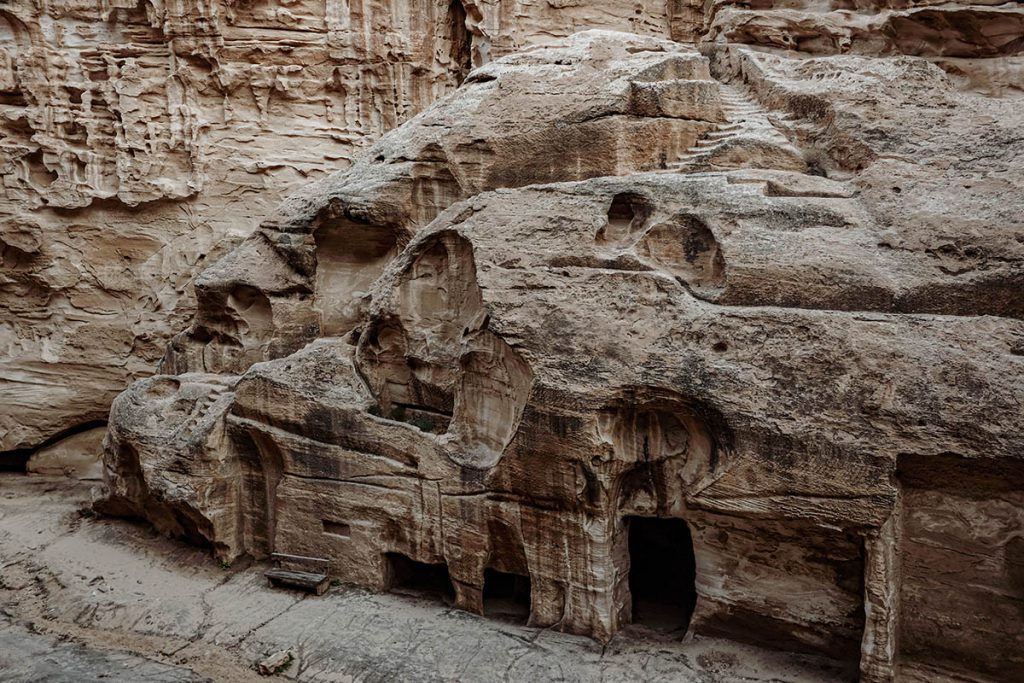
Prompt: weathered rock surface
<box><xmin>6</xmin><ymin>0</ymin><xmax>1021</xmax><ymax>466</ymax></box>
<box><xmin>99</xmin><ymin>25</ymin><xmax>1024</xmax><ymax>683</ymax></box>
<box><xmin>0</xmin><ymin>624</ymin><xmax>203</xmax><ymax>683</ymax></box>
<box><xmin>0</xmin><ymin>476</ymin><xmax>856</xmax><ymax>682</ymax></box>
<box><xmin>25</xmin><ymin>425</ymin><xmax>105</xmax><ymax>479</ymax></box>
<box><xmin>160</xmin><ymin>32</ymin><xmax>731</xmax><ymax>377</ymax></box>
<box><xmin>0</xmin><ymin>0</ymin><xmax>689</xmax><ymax>458</ymax></box>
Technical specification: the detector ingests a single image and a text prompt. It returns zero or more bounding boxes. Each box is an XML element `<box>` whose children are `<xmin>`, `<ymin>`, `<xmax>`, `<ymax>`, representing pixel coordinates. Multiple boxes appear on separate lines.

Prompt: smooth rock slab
<box><xmin>0</xmin><ymin>622</ymin><xmax>203</xmax><ymax>683</ymax></box>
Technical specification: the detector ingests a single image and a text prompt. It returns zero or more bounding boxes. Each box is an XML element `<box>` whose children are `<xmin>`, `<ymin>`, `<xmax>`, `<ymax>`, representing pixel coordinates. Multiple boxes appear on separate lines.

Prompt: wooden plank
<box><xmin>265</xmin><ymin>568</ymin><xmax>327</xmax><ymax>583</ymax></box>
<box><xmin>270</xmin><ymin>552</ymin><xmax>330</xmax><ymax>565</ymax></box>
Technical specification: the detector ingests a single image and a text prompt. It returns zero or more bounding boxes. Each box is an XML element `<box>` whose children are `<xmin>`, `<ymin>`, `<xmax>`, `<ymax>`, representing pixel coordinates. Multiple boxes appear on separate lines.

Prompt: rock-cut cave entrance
<box><xmin>483</xmin><ymin>568</ymin><xmax>531</xmax><ymax>624</ymax></box>
<box><xmin>385</xmin><ymin>552</ymin><xmax>455</xmax><ymax>605</ymax></box>
<box><xmin>626</xmin><ymin>516</ymin><xmax>697</xmax><ymax>633</ymax></box>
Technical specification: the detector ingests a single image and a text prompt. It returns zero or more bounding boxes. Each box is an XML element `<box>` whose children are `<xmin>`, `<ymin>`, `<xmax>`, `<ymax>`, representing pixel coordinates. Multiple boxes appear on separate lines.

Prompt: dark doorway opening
<box><xmin>385</xmin><ymin>553</ymin><xmax>455</xmax><ymax>604</ymax></box>
<box><xmin>627</xmin><ymin>516</ymin><xmax>697</xmax><ymax>633</ymax></box>
<box><xmin>483</xmin><ymin>568</ymin><xmax>531</xmax><ymax>624</ymax></box>
<box><xmin>0</xmin><ymin>450</ymin><xmax>30</xmax><ymax>472</ymax></box>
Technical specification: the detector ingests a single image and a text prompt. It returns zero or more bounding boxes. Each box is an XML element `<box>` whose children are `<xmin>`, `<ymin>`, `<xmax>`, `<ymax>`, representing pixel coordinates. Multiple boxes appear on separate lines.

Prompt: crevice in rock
<box><xmin>0</xmin><ymin>420</ymin><xmax>107</xmax><ymax>473</ymax></box>
<box><xmin>446</xmin><ymin>1</ymin><xmax>473</xmax><ymax>86</ymax></box>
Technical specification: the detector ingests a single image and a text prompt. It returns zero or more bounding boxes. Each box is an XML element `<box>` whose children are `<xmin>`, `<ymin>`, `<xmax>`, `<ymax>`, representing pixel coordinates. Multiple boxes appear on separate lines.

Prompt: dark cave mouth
<box><xmin>483</xmin><ymin>567</ymin><xmax>531</xmax><ymax>624</ymax></box>
<box><xmin>627</xmin><ymin>516</ymin><xmax>697</xmax><ymax>633</ymax></box>
<box><xmin>385</xmin><ymin>552</ymin><xmax>456</xmax><ymax>605</ymax></box>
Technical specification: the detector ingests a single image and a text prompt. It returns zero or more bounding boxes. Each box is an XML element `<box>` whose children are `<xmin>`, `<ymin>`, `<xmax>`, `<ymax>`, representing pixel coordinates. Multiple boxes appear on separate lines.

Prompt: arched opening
<box><xmin>358</xmin><ymin>230</ymin><xmax>531</xmax><ymax>470</ymax></box>
<box><xmin>608</xmin><ymin>195</ymin><xmax>635</xmax><ymax>230</ymax></box>
<box><xmin>385</xmin><ymin>553</ymin><xmax>455</xmax><ymax>605</ymax></box>
<box><xmin>483</xmin><ymin>568</ymin><xmax>531</xmax><ymax>624</ymax></box>
<box><xmin>627</xmin><ymin>516</ymin><xmax>697</xmax><ymax>633</ymax></box>
<box><xmin>449</xmin><ymin>328</ymin><xmax>533</xmax><ymax>468</ymax></box>
<box><xmin>25</xmin><ymin>149</ymin><xmax>57</xmax><ymax>189</ymax></box>
<box><xmin>636</xmin><ymin>214</ymin><xmax>726</xmax><ymax>293</ymax></box>
<box><xmin>247</xmin><ymin>430</ymin><xmax>285</xmax><ymax>556</ymax></box>
<box><xmin>228</xmin><ymin>284</ymin><xmax>273</xmax><ymax>342</ymax></box>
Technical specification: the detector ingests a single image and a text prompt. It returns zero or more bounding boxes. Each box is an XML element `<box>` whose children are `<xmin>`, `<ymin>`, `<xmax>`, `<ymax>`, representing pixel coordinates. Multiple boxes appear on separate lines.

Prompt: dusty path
<box><xmin>0</xmin><ymin>475</ymin><xmax>851</xmax><ymax>682</ymax></box>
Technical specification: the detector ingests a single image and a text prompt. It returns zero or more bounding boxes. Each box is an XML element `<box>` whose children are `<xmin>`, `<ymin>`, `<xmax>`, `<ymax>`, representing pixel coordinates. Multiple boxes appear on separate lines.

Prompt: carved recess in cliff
<box><xmin>356</xmin><ymin>230</ymin><xmax>533</xmax><ymax>469</ymax></box>
<box><xmin>315</xmin><ymin>218</ymin><xmax>401</xmax><ymax>337</ymax></box>
<box><xmin>597</xmin><ymin>193</ymin><xmax>727</xmax><ymax>297</ymax></box>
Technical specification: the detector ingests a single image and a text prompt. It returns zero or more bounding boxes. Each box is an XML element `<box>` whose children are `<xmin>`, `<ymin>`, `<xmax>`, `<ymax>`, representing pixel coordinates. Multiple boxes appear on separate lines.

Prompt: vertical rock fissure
<box><xmin>447</xmin><ymin>1</ymin><xmax>473</xmax><ymax>85</ymax></box>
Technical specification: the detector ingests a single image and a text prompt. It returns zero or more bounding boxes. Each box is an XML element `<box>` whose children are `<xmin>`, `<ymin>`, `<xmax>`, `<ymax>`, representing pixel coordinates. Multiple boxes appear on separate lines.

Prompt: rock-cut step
<box><xmin>660</xmin><ymin>83</ymin><xmax>803</xmax><ymax>173</ymax></box>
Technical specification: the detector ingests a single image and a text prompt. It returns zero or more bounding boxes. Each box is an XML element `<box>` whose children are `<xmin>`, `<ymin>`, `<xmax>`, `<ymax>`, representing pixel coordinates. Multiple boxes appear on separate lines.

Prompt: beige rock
<box><xmin>0</xmin><ymin>0</ymin><xmax>683</xmax><ymax>457</ymax></box>
<box><xmin>25</xmin><ymin>426</ymin><xmax>106</xmax><ymax>479</ymax></box>
<box><xmin>257</xmin><ymin>650</ymin><xmax>293</xmax><ymax>676</ymax></box>
<box><xmin>158</xmin><ymin>32</ymin><xmax>729</xmax><ymax>378</ymax></box>
<box><xmin>704</xmin><ymin>1</ymin><xmax>1024</xmax><ymax>59</ymax></box>
<box><xmin>5</xmin><ymin>0</ymin><xmax>1020</xmax><ymax>464</ymax></box>
<box><xmin>0</xmin><ymin>0</ymin><xmax>1020</xmax><ymax>678</ymax></box>
<box><xmin>100</xmin><ymin>27</ymin><xmax>1024</xmax><ymax>683</ymax></box>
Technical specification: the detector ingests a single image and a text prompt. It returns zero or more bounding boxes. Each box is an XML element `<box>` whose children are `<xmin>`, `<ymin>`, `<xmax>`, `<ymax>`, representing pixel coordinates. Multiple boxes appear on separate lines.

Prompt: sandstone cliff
<box><xmin>97</xmin><ymin>24</ymin><xmax>1023</xmax><ymax>683</ymax></box>
<box><xmin>3</xmin><ymin>1</ymin><xmax>1023</xmax><ymax>681</ymax></box>
<box><xmin>0</xmin><ymin>0</ymin><xmax>687</xmax><ymax>458</ymax></box>
<box><xmin>7</xmin><ymin>1</ymin><xmax>1020</xmax><ymax>465</ymax></box>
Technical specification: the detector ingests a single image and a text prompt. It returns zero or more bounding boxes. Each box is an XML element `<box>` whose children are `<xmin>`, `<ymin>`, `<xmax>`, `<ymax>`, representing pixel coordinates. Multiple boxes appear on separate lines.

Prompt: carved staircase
<box><xmin>663</xmin><ymin>83</ymin><xmax>795</xmax><ymax>173</ymax></box>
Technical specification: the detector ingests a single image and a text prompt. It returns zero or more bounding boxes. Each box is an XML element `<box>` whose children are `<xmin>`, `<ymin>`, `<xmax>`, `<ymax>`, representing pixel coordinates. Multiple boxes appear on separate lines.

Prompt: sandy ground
<box><xmin>0</xmin><ymin>475</ymin><xmax>853</xmax><ymax>682</ymax></box>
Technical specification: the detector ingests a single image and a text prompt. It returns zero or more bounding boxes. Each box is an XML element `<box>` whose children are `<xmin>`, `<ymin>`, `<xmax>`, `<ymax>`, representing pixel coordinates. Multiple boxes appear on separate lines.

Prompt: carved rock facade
<box><xmin>98</xmin><ymin>25</ymin><xmax>1024</xmax><ymax>683</ymax></box>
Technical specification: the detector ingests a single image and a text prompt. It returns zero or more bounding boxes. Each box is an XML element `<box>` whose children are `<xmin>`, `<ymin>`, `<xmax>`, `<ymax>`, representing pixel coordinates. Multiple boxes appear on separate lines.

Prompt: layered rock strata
<box><xmin>100</xmin><ymin>30</ymin><xmax>1024</xmax><ymax>683</ymax></box>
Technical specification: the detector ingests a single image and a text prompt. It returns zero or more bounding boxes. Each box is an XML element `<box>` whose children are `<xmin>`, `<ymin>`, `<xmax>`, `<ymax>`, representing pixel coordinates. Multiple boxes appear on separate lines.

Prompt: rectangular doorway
<box><xmin>627</xmin><ymin>516</ymin><xmax>697</xmax><ymax>634</ymax></box>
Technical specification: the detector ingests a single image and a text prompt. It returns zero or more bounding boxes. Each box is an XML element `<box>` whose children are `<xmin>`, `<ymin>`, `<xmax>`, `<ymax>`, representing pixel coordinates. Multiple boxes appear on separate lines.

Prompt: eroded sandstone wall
<box><xmin>5</xmin><ymin>1</ymin><xmax>1024</xmax><ymax>680</ymax></box>
<box><xmin>97</xmin><ymin>26</ymin><xmax>1023</xmax><ymax>682</ymax></box>
<box><xmin>4</xmin><ymin>0</ymin><xmax>1020</xmax><ymax>463</ymax></box>
<box><xmin>0</xmin><ymin>0</ymin><xmax>685</xmax><ymax>457</ymax></box>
